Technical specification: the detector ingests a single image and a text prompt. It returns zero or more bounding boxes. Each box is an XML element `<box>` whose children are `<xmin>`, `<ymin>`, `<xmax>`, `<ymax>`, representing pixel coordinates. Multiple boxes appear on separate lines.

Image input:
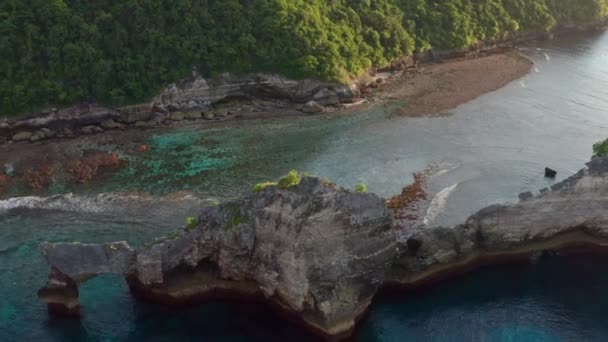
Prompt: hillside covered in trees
<box><xmin>2</xmin><ymin>0</ymin><xmax>607</xmax><ymax>116</ymax></box>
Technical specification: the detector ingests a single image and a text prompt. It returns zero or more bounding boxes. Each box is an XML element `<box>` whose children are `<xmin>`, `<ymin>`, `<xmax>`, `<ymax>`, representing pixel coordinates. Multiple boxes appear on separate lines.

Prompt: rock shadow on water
<box><xmin>359</xmin><ymin>253</ymin><xmax>608</xmax><ymax>341</ymax></box>
<box><xmin>127</xmin><ymin>299</ymin><xmax>322</xmax><ymax>342</ymax></box>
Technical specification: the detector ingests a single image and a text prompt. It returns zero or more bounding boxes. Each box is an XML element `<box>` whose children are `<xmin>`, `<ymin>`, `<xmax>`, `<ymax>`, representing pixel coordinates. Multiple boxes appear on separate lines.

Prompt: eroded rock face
<box><xmin>153</xmin><ymin>73</ymin><xmax>358</xmax><ymax>112</ymax></box>
<box><xmin>38</xmin><ymin>156</ymin><xmax>608</xmax><ymax>339</ymax></box>
<box><xmin>2</xmin><ymin>74</ymin><xmax>359</xmax><ymax>144</ymax></box>
<box><xmin>38</xmin><ymin>242</ymin><xmax>136</xmax><ymax>315</ymax></box>
<box><xmin>1</xmin><ymin>104</ymin><xmax>121</xmax><ymax>143</ymax></box>
<box><xmin>38</xmin><ymin>177</ymin><xmax>395</xmax><ymax>339</ymax></box>
<box><xmin>40</xmin><ymin>242</ymin><xmax>136</xmax><ymax>283</ymax></box>
<box><xmin>390</xmin><ymin>156</ymin><xmax>608</xmax><ymax>286</ymax></box>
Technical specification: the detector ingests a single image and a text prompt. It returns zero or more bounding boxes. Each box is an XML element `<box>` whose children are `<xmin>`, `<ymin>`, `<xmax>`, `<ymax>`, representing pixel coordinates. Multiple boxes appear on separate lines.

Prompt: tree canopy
<box><xmin>2</xmin><ymin>0</ymin><xmax>607</xmax><ymax>116</ymax></box>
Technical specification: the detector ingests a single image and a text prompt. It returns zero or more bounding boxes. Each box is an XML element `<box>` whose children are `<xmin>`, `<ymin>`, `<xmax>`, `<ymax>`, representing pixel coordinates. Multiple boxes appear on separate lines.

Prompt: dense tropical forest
<box><xmin>1</xmin><ymin>0</ymin><xmax>607</xmax><ymax>116</ymax></box>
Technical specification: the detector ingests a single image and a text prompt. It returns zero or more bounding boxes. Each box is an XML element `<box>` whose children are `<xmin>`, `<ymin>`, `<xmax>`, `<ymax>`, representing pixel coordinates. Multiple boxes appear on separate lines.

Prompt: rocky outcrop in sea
<box><xmin>39</xmin><ymin>176</ymin><xmax>395</xmax><ymax>339</ymax></box>
<box><xmin>38</xmin><ymin>156</ymin><xmax>608</xmax><ymax>340</ymax></box>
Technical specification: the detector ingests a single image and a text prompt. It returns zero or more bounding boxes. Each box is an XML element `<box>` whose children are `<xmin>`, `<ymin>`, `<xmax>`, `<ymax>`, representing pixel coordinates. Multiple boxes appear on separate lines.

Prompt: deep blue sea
<box><xmin>2</xmin><ymin>31</ymin><xmax>608</xmax><ymax>341</ymax></box>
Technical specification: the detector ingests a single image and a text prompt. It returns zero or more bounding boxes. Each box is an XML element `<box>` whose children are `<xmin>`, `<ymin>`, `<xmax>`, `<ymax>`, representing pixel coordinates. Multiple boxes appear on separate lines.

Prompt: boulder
<box><xmin>312</xmin><ymin>88</ymin><xmax>340</xmax><ymax>106</ymax></box>
<box><xmin>118</xmin><ymin>105</ymin><xmax>152</xmax><ymax>123</ymax></box>
<box><xmin>101</xmin><ymin>119</ymin><xmax>122</xmax><ymax>130</ymax></box>
<box><xmin>40</xmin><ymin>128</ymin><xmax>55</xmax><ymax>138</ymax></box>
<box><xmin>185</xmin><ymin>112</ymin><xmax>202</xmax><ymax>120</ymax></box>
<box><xmin>518</xmin><ymin>191</ymin><xmax>534</xmax><ymax>201</ymax></box>
<box><xmin>80</xmin><ymin>126</ymin><xmax>96</xmax><ymax>135</ymax></box>
<box><xmin>302</xmin><ymin>101</ymin><xmax>324</xmax><ymax>114</ymax></box>
<box><xmin>204</xmin><ymin>112</ymin><xmax>215</xmax><ymax>120</ymax></box>
<box><xmin>12</xmin><ymin>131</ymin><xmax>33</xmax><ymax>141</ymax></box>
<box><xmin>545</xmin><ymin>167</ymin><xmax>557</xmax><ymax>178</ymax></box>
<box><xmin>28</xmin><ymin>128</ymin><xmax>54</xmax><ymax>142</ymax></box>
<box><xmin>61</xmin><ymin>128</ymin><xmax>74</xmax><ymax>138</ymax></box>
<box><xmin>169</xmin><ymin>112</ymin><xmax>185</xmax><ymax>121</ymax></box>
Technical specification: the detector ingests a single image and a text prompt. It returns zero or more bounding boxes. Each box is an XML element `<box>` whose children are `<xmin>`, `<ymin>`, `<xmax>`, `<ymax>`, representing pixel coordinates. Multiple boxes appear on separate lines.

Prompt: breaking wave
<box><xmin>0</xmin><ymin>192</ymin><xmax>206</xmax><ymax>217</ymax></box>
<box><xmin>423</xmin><ymin>183</ymin><xmax>459</xmax><ymax>226</ymax></box>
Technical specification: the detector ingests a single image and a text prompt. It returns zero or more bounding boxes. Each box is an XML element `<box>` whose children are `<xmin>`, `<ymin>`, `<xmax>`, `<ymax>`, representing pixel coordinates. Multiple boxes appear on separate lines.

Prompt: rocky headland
<box><xmin>38</xmin><ymin>156</ymin><xmax>608</xmax><ymax>340</ymax></box>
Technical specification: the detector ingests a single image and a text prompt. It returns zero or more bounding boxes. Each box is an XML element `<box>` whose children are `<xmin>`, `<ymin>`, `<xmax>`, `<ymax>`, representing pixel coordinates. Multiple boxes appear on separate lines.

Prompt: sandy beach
<box><xmin>378</xmin><ymin>52</ymin><xmax>533</xmax><ymax>117</ymax></box>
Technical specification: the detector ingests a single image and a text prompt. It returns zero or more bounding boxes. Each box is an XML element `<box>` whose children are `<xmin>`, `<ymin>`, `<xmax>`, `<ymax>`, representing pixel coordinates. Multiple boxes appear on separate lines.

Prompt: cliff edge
<box><xmin>38</xmin><ymin>156</ymin><xmax>608</xmax><ymax>339</ymax></box>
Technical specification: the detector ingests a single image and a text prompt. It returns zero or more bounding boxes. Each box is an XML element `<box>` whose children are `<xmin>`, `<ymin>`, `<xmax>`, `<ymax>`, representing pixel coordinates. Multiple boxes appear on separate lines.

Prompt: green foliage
<box><xmin>253</xmin><ymin>181</ymin><xmax>278</xmax><ymax>192</ymax></box>
<box><xmin>277</xmin><ymin>170</ymin><xmax>302</xmax><ymax>189</ymax></box>
<box><xmin>253</xmin><ymin>170</ymin><xmax>303</xmax><ymax>192</ymax></box>
<box><xmin>166</xmin><ymin>230</ymin><xmax>180</xmax><ymax>241</ymax></box>
<box><xmin>355</xmin><ymin>183</ymin><xmax>368</xmax><ymax>193</ymax></box>
<box><xmin>227</xmin><ymin>204</ymin><xmax>247</xmax><ymax>230</ymax></box>
<box><xmin>593</xmin><ymin>138</ymin><xmax>608</xmax><ymax>157</ymax></box>
<box><xmin>323</xmin><ymin>177</ymin><xmax>336</xmax><ymax>188</ymax></box>
<box><xmin>2</xmin><ymin>0</ymin><xmax>606</xmax><ymax>116</ymax></box>
<box><xmin>184</xmin><ymin>216</ymin><xmax>199</xmax><ymax>231</ymax></box>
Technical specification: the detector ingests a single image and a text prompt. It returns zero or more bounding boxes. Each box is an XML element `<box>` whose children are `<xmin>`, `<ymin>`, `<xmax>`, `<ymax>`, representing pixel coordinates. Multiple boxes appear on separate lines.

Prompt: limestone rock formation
<box><xmin>38</xmin><ymin>177</ymin><xmax>395</xmax><ymax>339</ymax></box>
<box><xmin>38</xmin><ymin>242</ymin><xmax>135</xmax><ymax>315</ymax></box>
<box><xmin>1</xmin><ymin>74</ymin><xmax>360</xmax><ymax>144</ymax></box>
<box><xmin>390</xmin><ymin>156</ymin><xmax>608</xmax><ymax>286</ymax></box>
<box><xmin>38</xmin><ymin>156</ymin><xmax>608</xmax><ymax>339</ymax></box>
<box><xmin>1</xmin><ymin>104</ymin><xmax>121</xmax><ymax>143</ymax></box>
<box><xmin>153</xmin><ymin>73</ymin><xmax>358</xmax><ymax>112</ymax></box>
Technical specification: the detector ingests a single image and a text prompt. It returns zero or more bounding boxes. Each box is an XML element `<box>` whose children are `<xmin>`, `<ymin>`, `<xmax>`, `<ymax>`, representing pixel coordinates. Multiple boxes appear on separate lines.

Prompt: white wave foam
<box><xmin>0</xmin><ymin>192</ymin><xmax>204</xmax><ymax>215</ymax></box>
<box><xmin>423</xmin><ymin>183</ymin><xmax>459</xmax><ymax>226</ymax></box>
<box><xmin>0</xmin><ymin>194</ymin><xmax>105</xmax><ymax>214</ymax></box>
<box><xmin>430</xmin><ymin>164</ymin><xmax>459</xmax><ymax>178</ymax></box>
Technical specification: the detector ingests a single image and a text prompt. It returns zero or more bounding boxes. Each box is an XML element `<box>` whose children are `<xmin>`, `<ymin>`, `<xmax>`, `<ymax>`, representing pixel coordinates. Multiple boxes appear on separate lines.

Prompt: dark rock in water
<box><xmin>518</xmin><ymin>191</ymin><xmax>534</xmax><ymax>201</ymax></box>
<box><xmin>545</xmin><ymin>167</ymin><xmax>557</xmax><ymax>178</ymax></box>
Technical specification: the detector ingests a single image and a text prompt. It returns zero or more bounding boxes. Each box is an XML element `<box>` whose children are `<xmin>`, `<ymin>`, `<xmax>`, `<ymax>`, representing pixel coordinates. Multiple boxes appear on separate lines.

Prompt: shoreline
<box><xmin>0</xmin><ymin>42</ymin><xmax>538</xmax><ymax>148</ymax></box>
<box><xmin>2</xmin><ymin>21</ymin><xmax>606</xmax><ymax>149</ymax></box>
<box><xmin>0</xmin><ymin>48</ymin><xmax>534</xmax><ymax>196</ymax></box>
<box><xmin>377</xmin><ymin>52</ymin><xmax>532</xmax><ymax>117</ymax></box>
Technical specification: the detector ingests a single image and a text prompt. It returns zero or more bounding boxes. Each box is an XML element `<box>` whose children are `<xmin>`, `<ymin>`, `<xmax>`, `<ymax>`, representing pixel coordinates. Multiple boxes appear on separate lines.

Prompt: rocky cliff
<box><xmin>1</xmin><ymin>74</ymin><xmax>358</xmax><ymax>145</ymax></box>
<box><xmin>38</xmin><ymin>176</ymin><xmax>395</xmax><ymax>339</ymax></box>
<box><xmin>38</xmin><ymin>156</ymin><xmax>608</xmax><ymax>340</ymax></box>
<box><xmin>390</xmin><ymin>156</ymin><xmax>608</xmax><ymax>287</ymax></box>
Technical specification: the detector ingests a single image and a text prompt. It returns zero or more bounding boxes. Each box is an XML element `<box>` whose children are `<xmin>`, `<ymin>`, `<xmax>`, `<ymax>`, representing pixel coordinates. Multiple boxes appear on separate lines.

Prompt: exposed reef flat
<box><xmin>38</xmin><ymin>156</ymin><xmax>608</xmax><ymax>340</ymax></box>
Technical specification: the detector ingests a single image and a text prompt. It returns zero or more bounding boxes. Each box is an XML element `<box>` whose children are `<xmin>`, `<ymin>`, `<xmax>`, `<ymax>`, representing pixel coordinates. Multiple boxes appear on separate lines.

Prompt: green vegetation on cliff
<box><xmin>2</xmin><ymin>0</ymin><xmax>607</xmax><ymax>115</ymax></box>
<box><xmin>593</xmin><ymin>138</ymin><xmax>608</xmax><ymax>157</ymax></box>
